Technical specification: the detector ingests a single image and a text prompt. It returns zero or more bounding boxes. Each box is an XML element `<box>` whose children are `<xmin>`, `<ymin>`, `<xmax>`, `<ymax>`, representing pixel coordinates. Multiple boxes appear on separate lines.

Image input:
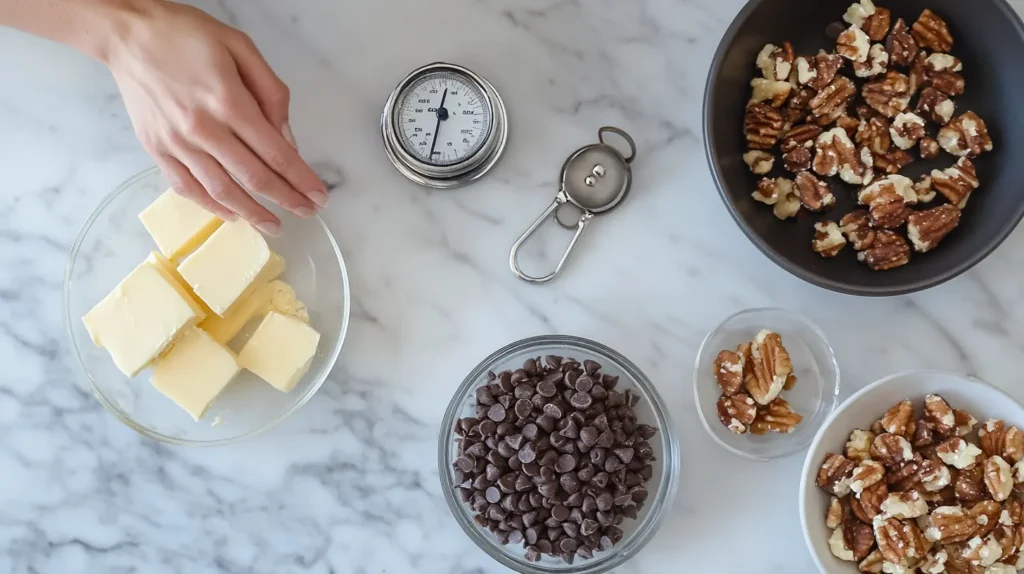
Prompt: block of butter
<box><xmin>139</xmin><ymin>189</ymin><xmax>223</xmax><ymax>261</ymax></box>
<box><xmin>151</xmin><ymin>326</ymin><xmax>240</xmax><ymax>420</ymax></box>
<box><xmin>238</xmin><ymin>311</ymin><xmax>320</xmax><ymax>392</ymax></box>
<box><xmin>199</xmin><ymin>279</ymin><xmax>308</xmax><ymax>345</ymax></box>
<box><xmin>82</xmin><ymin>258</ymin><xmax>206</xmax><ymax>377</ymax></box>
<box><xmin>177</xmin><ymin>219</ymin><xmax>278</xmax><ymax>316</ymax></box>
<box><xmin>145</xmin><ymin>251</ymin><xmax>214</xmax><ymax>317</ymax></box>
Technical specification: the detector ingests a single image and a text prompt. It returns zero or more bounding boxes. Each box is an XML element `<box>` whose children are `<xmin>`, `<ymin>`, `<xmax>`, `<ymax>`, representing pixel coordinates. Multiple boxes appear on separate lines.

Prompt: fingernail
<box><xmin>295</xmin><ymin>206</ymin><xmax>315</xmax><ymax>218</ymax></box>
<box><xmin>256</xmin><ymin>221</ymin><xmax>281</xmax><ymax>236</ymax></box>
<box><xmin>309</xmin><ymin>189</ymin><xmax>329</xmax><ymax>208</ymax></box>
<box><xmin>282</xmin><ymin>123</ymin><xmax>298</xmax><ymax>149</ymax></box>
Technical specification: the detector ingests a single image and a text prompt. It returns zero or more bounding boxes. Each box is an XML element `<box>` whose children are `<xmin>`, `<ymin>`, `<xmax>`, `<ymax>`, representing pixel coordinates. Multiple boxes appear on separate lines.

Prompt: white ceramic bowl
<box><xmin>799</xmin><ymin>370</ymin><xmax>1024</xmax><ymax>572</ymax></box>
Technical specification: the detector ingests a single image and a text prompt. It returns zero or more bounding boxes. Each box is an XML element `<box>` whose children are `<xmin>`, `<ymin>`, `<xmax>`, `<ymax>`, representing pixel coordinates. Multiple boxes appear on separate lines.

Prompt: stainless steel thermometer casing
<box><xmin>381</xmin><ymin>63</ymin><xmax>508</xmax><ymax>188</ymax></box>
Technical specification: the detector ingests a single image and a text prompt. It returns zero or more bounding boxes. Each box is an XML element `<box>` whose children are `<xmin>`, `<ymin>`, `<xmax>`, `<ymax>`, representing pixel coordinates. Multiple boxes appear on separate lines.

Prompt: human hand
<box><xmin>104</xmin><ymin>1</ymin><xmax>326</xmax><ymax>235</ymax></box>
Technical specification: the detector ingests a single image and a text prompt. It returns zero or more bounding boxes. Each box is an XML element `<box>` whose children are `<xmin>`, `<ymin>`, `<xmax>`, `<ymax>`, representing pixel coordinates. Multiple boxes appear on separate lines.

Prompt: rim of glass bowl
<box><xmin>692</xmin><ymin>308</ymin><xmax>841</xmax><ymax>462</ymax></box>
<box><xmin>61</xmin><ymin>167</ymin><xmax>351</xmax><ymax>446</ymax></box>
<box><xmin>438</xmin><ymin>335</ymin><xmax>681</xmax><ymax>574</ymax></box>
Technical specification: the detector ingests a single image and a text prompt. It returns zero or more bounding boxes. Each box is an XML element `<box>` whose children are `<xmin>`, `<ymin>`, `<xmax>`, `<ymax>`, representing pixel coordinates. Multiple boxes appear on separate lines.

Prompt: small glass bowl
<box><xmin>693</xmin><ymin>308</ymin><xmax>839</xmax><ymax>462</ymax></box>
<box><xmin>62</xmin><ymin>167</ymin><xmax>350</xmax><ymax>445</ymax></box>
<box><xmin>438</xmin><ymin>335</ymin><xmax>680</xmax><ymax>574</ymax></box>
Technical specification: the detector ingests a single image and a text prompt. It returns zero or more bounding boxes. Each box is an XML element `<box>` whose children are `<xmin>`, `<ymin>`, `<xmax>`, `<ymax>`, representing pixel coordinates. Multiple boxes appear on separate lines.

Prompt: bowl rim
<box><xmin>797</xmin><ymin>369</ymin><xmax>1022</xmax><ymax>571</ymax></box>
<box><xmin>61</xmin><ymin>166</ymin><xmax>351</xmax><ymax>446</ymax></box>
<box><xmin>701</xmin><ymin>0</ymin><xmax>1024</xmax><ymax>297</ymax></box>
<box><xmin>437</xmin><ymin>334</ymin><xmax>681</xmax><ymax>574</ymax></box>
<box><xmin>692</xmin><ymin>307</ymin><xmax>841</xmax><ymax>462</ymax></box>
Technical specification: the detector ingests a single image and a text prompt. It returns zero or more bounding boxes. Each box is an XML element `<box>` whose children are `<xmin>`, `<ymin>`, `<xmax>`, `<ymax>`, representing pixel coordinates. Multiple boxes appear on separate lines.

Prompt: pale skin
<box><xmin>0</xmin><ymin>0</ymin><xmax>327</xmax><ymax>235</ymax></box>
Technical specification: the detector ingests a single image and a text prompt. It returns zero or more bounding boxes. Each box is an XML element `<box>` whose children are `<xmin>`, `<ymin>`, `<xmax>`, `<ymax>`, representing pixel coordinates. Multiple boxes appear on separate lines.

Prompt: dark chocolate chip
<box><xmin>613</xmin><ymin>447</ymin><xmax>634</xmax><ymax>465</ymax></box>
<box><xmin>579</xmin><ymin>426</ymin><xmax>599</xmax><ymax>447</ymax></box>
<box><xmin>495</xmin><ymin>422</ymin><xmax>514</xmax><ymax>437</ymax></box>
<box><xmin>552</xmin><ymin>504</ymin><xmax>570</xmax><ymax>522</ymax></box>
<box><xmin>536</xmin><ymin>380</ymin><xmax>558</xmax><ymax>398</ymax></box>
<box><xmin>606</xmin><ymin>526</ymin><xmax>623</xmax><ymax>544</ymax></box>
<box><xmin>536</xmin><ymin>414</ymin><xmax>556</xmax><ymax>433</ymax></box>
<box><xmin>577</xmin><ymin>545</ymin><xmax>593</xmax><ymax>560</ymax></box>
<box><xmin>465</xmin><ymin>442</ymin><xmax>488</xmax><ymax>458</ymax></box>
<box><xmin>505</xmin><ymin>434</ymin><xmax>524</xmax><ymax>450</ymax></box>
<box><xmin>523</xmin><ymin>511</ymin><xmax>539</xmax><ymax>528</ymax></box>
<box><xmin>566</xmin><ymin>492</ymin><xmax>584</xmax><ymax>509</ymax></box>
<box><xmin>537</xmin><ymin>539</ymin><xmax>553</xmax><ymax>554</ymax></box>
<box><xmin>596</xmin><ymin>430</ymin><xmax>615</xmax><ymax>448</ymax></box>
<box><xmin>555</xmin><ymin>454</ymin><xmax>577</xmax><ymax>473</ymax></box>
<box><xmin>602</xmin><ymin>374</ymin><xmax>619</xmax><ymax>388</ymax></box>
<box><xmin>599</xmin><ymin>535</ymin><xmax>613</xmax><ymax>550</ymax></box>
<box><xmin>473</xmin><ymin>475</ymin><xmax>490</xmax><ymax>490</ymax></box>
<box><xmin>486</xmin><ymin>464</ymin><xmax>502</xmax><ymax>482</ymax></box>
<box><xmin>508</xmin><ymin>529</ymin><xmax>524</xmax><ymax>544</ymax></box>
<box><xmin>540</xmin><ymin>450</ymin><xmax>559</xmax><ymax>468</ymax></box>
<box><xmin>596</xmin><ymin>492</ymin><xmax>614</xmax><ymax>512</ymax></box>
<box><xmin>525</xmin><ymin>546</ymin><xmax>541</xmax><ymax>562</ymax></box>
<box><xmin>455</xmin><ymin>455</ymin><xmax>475</xmax><ymax>473</ymax></box>
<box><xmin>575</xmin><ymin>375</ymin><xmax>594</xmax><ymax>393</ymax></box>
<box><xmin>521</xmin><ymin>423</ymin><xmax>539</xmax><ymax>440</ymax></box>
<box><xmin>510</xmin><ymin>370</ymin><xmax>527</xmax><ymax>387</ymax></box>
<box><xmin>543</xmin><ymin>403</ymin><xmax>563</xmax><ymax>419</ymax></box>
<box><xmin>457</xmin><ymin>479</ymin><xmax>472</xmax><ymax>489</ymax></box>
<box><xmin>560</xmin><ymin>418</ymin><xmax>579</xmax><ymax>440</ymax></box>
<box><xmin>559</xmin><ymin>538</ymin><xmax>578</xmax><ymax>553</ymax></box>
<box><xmin>544</xmin><ymin>355</ymin><xmax>563</xmax><ymax>369</ymax></box>
<box><xmin>501</xmin><ymin>493</ymin><xmax>517</xmax><ymax>512</ymax></box>
<box><xmin>476</xmin><ymin>387</ymin><xmax>495</xmax><ymax>406</ymax></box>
<box><xmin>478</xmin><ymin>420</ymin><xmax>497</xmax><ymax>437</ymax></box>
<box><xmin>591</xmin><ymin>471</ymin><xmax>610</xmax><ymax>488</ymax></box>
<box><xmin>523</xmin><ymin>358</ymin><xmax>538</xmax><ymax>375</ymax></box>
<box><xmin>560</xmin><ymin>473</ymin><xmax>580</xmax><ymax>495</ymax></box>
<box><xmin>593</xmin><ymin>414</ymin><xmax>609</xmax><ymax>432</ymax></box>
<box><xmin>565</xmin><ymin>371</ymin><xmax>579</xmax><ymax>388</ymax></box>
<box><xmin>515</xmin><ymin>442</ymin><xmax>536</xmax><ymax>464</ymax></box>
<box><xmin>563</xmin><ymin>522</ymin><xmax>579</xmax><ymax>538</ymax></box>
<box><xmin>525</xmin><ymin>527</ymin><xmax>539</xmax><ymax>545</ymax></box>
<box><xmin>539</xmin><ymin>481</ymin><xmax>559</xmax><ymax>499</ymax></box>
<box><xmin>487</xmin><ymin>404</ymin><xmax>506</xmax><ymax>422</ymax></box>
<box><xmin>499</xmin><ymin>474</ymin><xmax>517</xmax><ymax>493</ymax></box>
<box><xmin>514</xmin><ymin>384</ymin><xmax>534</xmax><ymax>400</ymax></box>
<box><xmin>590</xmin><ymin>385</ymin><xmax>608</xmax><ymax>400</ymax></box>
<box><xmin>497</xmin><ymin>440</ymin><xmax>516</xmax><ymax>458</ymax></box>
<box><xmin>515</xmin><ymin>474</ymin><xmax>533</xmax><ymax>492</ymax></box>
<box><xmin>522</xmin><ymin>462</ymin><xmax>540</xmax><ymax>477</ymax></box>
<box><xmin>577</xmin><ymin>465</ymin><xmax>595</xmax><ymax>483</ymax></box>
<box><xmin>508</xmin><ymin>455</ymin><xmax>523</xmax><ymax>471</ymax></box>
<box><xmin>570</xmin><ymin>392</ymin><xmax>593</xmax><ymax>410</ymax></box>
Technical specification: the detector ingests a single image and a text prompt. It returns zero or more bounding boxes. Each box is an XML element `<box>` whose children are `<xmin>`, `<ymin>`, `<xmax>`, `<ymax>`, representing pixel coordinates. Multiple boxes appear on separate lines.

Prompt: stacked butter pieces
<box><xmin>82</xmin><ymin>190</ymin><xmax>320</xmax><ymax>421</ymax></box>
<box><xmin>714</xmin><ymin>330</ymin><xmax>803</xmax><ymax>436</ymax></box>
<box><xmin>816</xmin><ymin>395</ymin><xmax>1024</xmax><ymax>573</ymax></box>
<box><xmin>742</xmin><ymin>0</ymin><xmax>994</xmax><ymax>271</ymax></box>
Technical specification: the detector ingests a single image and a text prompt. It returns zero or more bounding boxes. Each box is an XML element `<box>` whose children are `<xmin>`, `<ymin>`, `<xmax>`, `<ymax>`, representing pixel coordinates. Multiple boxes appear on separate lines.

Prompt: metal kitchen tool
<box><xmin>509</xmin><ymin>127</ymin><xmax>637</xmax><ymax>283</ymax></box>
<box><xmin>381</xmin><ymin>62</ymin><xmax>508</xmax><ymax>188</ymax></box>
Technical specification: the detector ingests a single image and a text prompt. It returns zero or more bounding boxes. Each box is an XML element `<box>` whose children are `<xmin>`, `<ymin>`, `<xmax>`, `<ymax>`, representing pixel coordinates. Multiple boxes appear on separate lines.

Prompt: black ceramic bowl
<box><xmin>704</xmin><ymin>0</ymin><xmax>1024</xmax><ymax>296</ymax></box>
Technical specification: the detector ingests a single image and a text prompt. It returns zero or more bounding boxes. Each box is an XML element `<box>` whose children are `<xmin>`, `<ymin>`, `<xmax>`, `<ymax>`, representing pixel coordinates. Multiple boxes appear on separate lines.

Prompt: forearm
<box><xmin>0</xmin><ymin>0</ymin><xmax>154</xmax><ymax>62</ymax></box>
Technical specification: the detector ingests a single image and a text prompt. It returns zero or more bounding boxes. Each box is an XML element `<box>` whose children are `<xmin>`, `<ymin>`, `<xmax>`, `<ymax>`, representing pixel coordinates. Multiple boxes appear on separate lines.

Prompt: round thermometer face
<box><xmin>394</xmin><ymin>70</ymin><xmax>492</xmax><ymax>167</ymax></box>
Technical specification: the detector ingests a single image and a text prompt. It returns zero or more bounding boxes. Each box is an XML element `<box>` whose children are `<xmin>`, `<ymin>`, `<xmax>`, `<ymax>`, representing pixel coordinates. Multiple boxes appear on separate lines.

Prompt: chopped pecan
<box><xmin>783</xmin><ymin>148</ymin><xmax>812</xmax><ymax>173</ymax></box>
<box><xmin>781</xmin><ymin>123</ymin><xmax>822</xmax><ymax>153</ymax></box>
<box><xmin>972</xmin><ymin>500</ymin><xmax>1002</xmax><ymax>538</ymax></box>
<box><xmin>784</xmin><ymin>87</ymin><xmax>816</xmax><ymax>125</ymax></box>
<box><xmin>750</xmin><ymin>397</ymin><xmax>803</xmax><ymax>434</ymax></box>
<box><xmin>755</xmin><ymin>42</ymin><xmax>795</xmax><ymax>82</ymax></box>
<box><xmin>850</xmin><ymin>459</ymin><xmax>887</xmax><ymax>494</ymax></box>
<box><xmin>954</xmin><ymin>409</ymin><xmax>979</xmax><ymax>437</ymax></box>
<box><xmin>746</xmin><ymin>329</ymin><xmax>792</xmax><ymax>405</ymax></box>
<box><xmin>937</xmin><ymin>437</ymin><xmax>984</xmax><ymax>470</ymax></box>
<box><xmin>714</xmin><ymin>349</ymin><xmax>746</xmax><ymax>395</ymax></box>
<box><xmin>843</xmin><ymin>0</ymin><xmax>876</xmax><ymax>28</ymax></box>
<box><xmin>925</xmin><ymin>395</ymin><xmax>958</xmax><ymax>438</ymax></box>
<box><xmin>750</xmin><ymin>78</ymin><xmax>793</xmax><ymax>108</ymax></box>
<box><xmin>853</xmin><ymin>480</ymin><xmax>888</xmax><ymax>523</ymax></box>
<box><xmin>875</xmin><ymin>516</ymin><xmax>928</xmax><ymax>567</ymax></box>
<box><xmin>939</xmin><ymin>112</ymin><xmax>994</xmax><ymax>158</ymax></box>
<box><xmin>847</xmin><ymin>428</ymin><xmax>877</xmax><ymax>463</ymax></box>
<box><xmin>907</xmin><ymin>204</ymin><xmax>961</xmax><ymax>253</ymax></box>
<box><xmin>919</xmin><ymin>137</ymin><xmax>940</xmax><ymax>160</ymax></box>
<box><xmin>863</xmin><ymin>7</ymin><xmax>891</xmax><ymax>42</ymax></box>
<box><xmin>813</xmin><ymin>220</ymin><xmax>847</xmax><ymax>258</ymax></box>
<box><xmin>881</xmin><ymin>490</ymin><xmax>929</xmax><ymax>520</ymax></box>
<box><xmin>919</xmin><ymin>459</ymin><xmax>953</xmax><ymax>492</ymax></box>
<box><xmin>955</xmin><ymin>465</ymin><xmax>987</xmax><ymax>504</ymax></box>
<box><xmin>742</xmin><ymin>150</ymin><xmax>774</xmax><ymax>175</ymax></box>
<box><xmin>888</xmin><ymin>458</ymin><xmax>923</xmax><ymax>493</ymax></box>
<box><xmin>796</xmin><ymin>171</ymin><xmax>837</xmax><ymax>212</ymax></box>
<box><xmin>980</xmin><ymin>420</ymin><xmax>1008</xmax><ymax>458</ymax></box>
<box><xmin>828</xmin><ymin>496</ymin><xmax>849</xmax><ymax>529</ymax></box>
<box><xmin>890</xmin><ymin>112</ymin><xmax>927</xmax><ymax>151</ymax></box>
<box><xmin>814</xmin><ymin>127</ymin><xmax>870</xmax><ymax>184</ymax></box>
<box><xmin>837</xmin><ymin>115</ymin><xmax>861</xmax><ymax>138</ymax></box>
<box><xmin>745</xmin><ymin>102</ymin><xmax>785</xmax><ymax>149</ymax></box>
<box><xmin>912</xmin><ymin>9</ymin><xmax>954</xmax><ymax>53</ymax></box>
<box><xmin>840</xmin><ymin>210</ymin><xmax>876</xmax><ymax>251</ymax></box>
<box><xmin>925</xmin><ymin>53</ymin><xmax>966</xmax><ymax>97</ymax></box>
<box><xmin>986</xmin><ymin>456</ymin><xmax>1014</xmax><ymax>502</ymax></box>
<box><xmin>961</xmin><ymin>534</ymin><xmax>1003</xmax><ymax>567</ymax></box>
<box><xmin>914</xmin><ymin>175</ymin><xmax>937</xmax><ymax>204</ymax></box>
<box><xmin>838</xmin><ymin>25</ymin><xmax>871</xmax><ymax>62</ymax></box>
<box><xmin>914</xmin><ymin>419</ymin><xmax>936</xmax><ymax>448</ymax></box>
<box><xmin>854</xmin><ymin>43</ymin><xmax>889</xmax><ymax>78</ymax></box>
<box><xmin>909</xmin><ymin>51</ymin><xmax>927</xmax><ymax>97</ymax></box>
<box><xmin>829</xmin><ymin>526</ymin><xmax>858</xmax><ymax>561</ymax></box>
<box><xmin>863</xmin><ymin>71</ymin><xmax>911</xmax><ymax>118</ymax></box>
<box><xmin>931</xmin><ymin>157</ymin><xmax>980</xmax><ymax>209</ymax></box>
<box><xmin>844</xmin><ymin>519</ymin><xmax>876</xmax><ymax>561</ymax></box>
<box><xmin>753</xmin><ymin>177</ymin><xmax>801</xmax><ymax>220</ymax></box>
<box><xmin>916</xmin><ymin>87</ymin><xmax>956</xmax><ymax>125</ymax></box>
<box><xmin>882</xmin><ymin>400</ymin><xmax>915</xmax><ymax>437</ymax></box>
<box><xmin>819</xmin><ymin>453</ymin><xmax>858</xmax><ymax>496</ymax></box>
<box><xmin>927</xmin><ymin>506</ymin><xmax>978</xmax><ymax>544</ymax></box>
<box><xmin>872</xmin><ymin>150</ymin><xmax>914</xmax><ymax>175</ymax></box>
<box><xmin>801</xmin><ymin>50</ymin><xmax>844</xmax><ymax>92</ymax></box>
<box><xmin>1004</xmin><ymin>427</ymin><xmax>1024</xmax><ymax>464</ymax></box>
<box><xmin>717</xmin><ymin>393</ymin><xmax>758</xmax><ymax>435</ymax></box>
<box><xmin>858</xmin><ymin>174</ymin><xmax>916</xmax><ymax>228</ymax></box>
<box><xmin>856</xmin><ymin>116</ymin><xmax>891</xmax><ymax>155</ymax></box>
<box><xmin>872</xmin><ymin>433</ymin><xmax>915</xmax><ymax>468</ymax></box>
<box><xmin>858</xmin><ymin>549</ymin><xmax>885</xmax><ymax>573</ymax></box>
<box><xmin>811</xmin><ymin>76</ymin><xmax>857</xmax><ymax>126</ymax></box>
<box><xmin>886</xmin><ymin>18</ymin><xmax>919</xmax><ymax>67</ymax></box>
<box><xmin>858</xmin><ymin>230</ymin><xmax>911</xmax><ymax>271</ymax></box>
<box><xmin>919</xmin><ymin>549</ymin><xmax>949</xmax><ymax>574</ymax></box>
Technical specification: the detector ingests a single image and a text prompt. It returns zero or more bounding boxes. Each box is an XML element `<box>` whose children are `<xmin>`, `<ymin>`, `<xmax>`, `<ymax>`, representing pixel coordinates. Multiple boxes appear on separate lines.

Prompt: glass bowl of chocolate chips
<box><xmin>439</xmin><ymin>335</ymin><xmax>680</xmax><ymax>573</ymax></box>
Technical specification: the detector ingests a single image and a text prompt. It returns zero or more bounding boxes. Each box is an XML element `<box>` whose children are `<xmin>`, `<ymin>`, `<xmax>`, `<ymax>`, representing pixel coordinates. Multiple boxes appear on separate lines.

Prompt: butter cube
<box><xmin>82</xmin><ymin>259</ymin><xmax>205</xmax><ymax>377</ymax></box>
<box><xmin>177</xmin><ymin>220</ymin><xmax>273</xmax><ymax>316</ymax></box>
<box><xmin>199</xmin><ymin>279</ymin><xmax>308</xmax><ymax>345</ymax></box>
<box><xmin>145</xmin><ymin>251</ymin><xmax>214</xmax><ymax>317</ymax></box>
<box><xmin>238</xmin><ymin>311</ymin><xmax>320</xmax><ymax>392</ymax></box>
<box><xmin>139</xmin><ymin>189</ymin><xmax>223</xmax><ymax>261</ymax></box>
<box><xmin>151</xmin><ymin>326</ymin><xmax>240</xmax><ymax>420</ymax></box>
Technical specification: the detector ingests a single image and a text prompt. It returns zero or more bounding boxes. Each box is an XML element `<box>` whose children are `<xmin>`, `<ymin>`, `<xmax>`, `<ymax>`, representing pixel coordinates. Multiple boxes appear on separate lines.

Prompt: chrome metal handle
<box><xmin>509</xmin><ymin>194</ymin><xmax>592</xmax><ymax>284</ymax></box>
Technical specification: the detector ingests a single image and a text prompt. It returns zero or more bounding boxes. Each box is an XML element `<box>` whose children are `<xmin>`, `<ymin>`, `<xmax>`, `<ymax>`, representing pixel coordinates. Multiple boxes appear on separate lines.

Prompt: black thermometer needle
<box><xmin>429</xmin><ymin>88</ymin><xmax>449</xmax><ymax>160</ymax></box>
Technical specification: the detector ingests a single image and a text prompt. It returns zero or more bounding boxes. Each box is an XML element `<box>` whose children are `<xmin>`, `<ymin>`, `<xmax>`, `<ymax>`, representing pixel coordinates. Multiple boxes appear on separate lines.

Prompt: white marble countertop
<box><xmin>4</xmin><ymin>0</ymin><xmax>1024</xmax><ymax>572</ymax></box>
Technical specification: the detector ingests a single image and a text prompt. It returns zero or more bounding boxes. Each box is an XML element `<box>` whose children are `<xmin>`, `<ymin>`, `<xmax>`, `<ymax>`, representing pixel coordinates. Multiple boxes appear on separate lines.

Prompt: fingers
<box><xmin>155</xmin><ymin>154</ymin><xmax>237</xmax><ymax>221</ymax></box>
<box><xmin>184</xmin><ymin>150</ymin><xmax>281</xmax><ymax>236</ymax></box>
<box><xmin>208</xmin><ymin>130</ymin><xmax>319</xmax><ymax>218</ymax></box>
<box><xmin>231</xmin><ymin>101</ymin><xmax>329</xmax><ymax>208</ymax></box>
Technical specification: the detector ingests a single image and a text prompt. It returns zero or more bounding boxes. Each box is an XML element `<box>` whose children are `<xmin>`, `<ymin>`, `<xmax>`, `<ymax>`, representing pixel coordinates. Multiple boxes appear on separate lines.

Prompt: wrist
<box><xmin>81</xmin><ymin>0</ymin><xmax>161</xmax><ymax>64</ymax></box>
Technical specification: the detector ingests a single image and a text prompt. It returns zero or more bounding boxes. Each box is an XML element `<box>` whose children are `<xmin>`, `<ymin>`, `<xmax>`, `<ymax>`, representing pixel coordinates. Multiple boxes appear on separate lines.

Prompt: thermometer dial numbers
<box><xmin>394</xmin><ymin>72</ymin><xmax>492</xmax><ymax>167</ymax></box>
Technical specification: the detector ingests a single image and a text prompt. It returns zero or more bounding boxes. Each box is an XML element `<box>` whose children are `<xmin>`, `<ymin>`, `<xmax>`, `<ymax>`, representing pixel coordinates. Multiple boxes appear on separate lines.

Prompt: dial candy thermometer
<box><xmin>381</xmin><ymin>63</ymin><xmax>508</xmax><ymax>188</ymax></box>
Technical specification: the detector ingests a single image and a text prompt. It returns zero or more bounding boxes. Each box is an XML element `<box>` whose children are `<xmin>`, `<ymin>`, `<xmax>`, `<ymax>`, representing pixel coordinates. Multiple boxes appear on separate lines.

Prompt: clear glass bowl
<box><xmin>438</xmin><ymin>335</ymin><xmax>680</xmax><ymax>574</ymax></box>
<box><xmin>693</xmin><ymin>308</ymin><xmax>839</xmax><ymax>462</ymax></box>
<box><xmin>62</xmin><ymin>167</ymin><xmax>350</xmax><ymax>445</ymax></box>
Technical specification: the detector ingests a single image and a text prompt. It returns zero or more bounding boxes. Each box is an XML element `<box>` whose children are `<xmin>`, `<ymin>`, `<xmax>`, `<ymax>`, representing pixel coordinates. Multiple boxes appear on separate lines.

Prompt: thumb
<box><xmin>226</xmin><ymin>31</ymin><xmax>296</xmax><ymax>148</ymax></box>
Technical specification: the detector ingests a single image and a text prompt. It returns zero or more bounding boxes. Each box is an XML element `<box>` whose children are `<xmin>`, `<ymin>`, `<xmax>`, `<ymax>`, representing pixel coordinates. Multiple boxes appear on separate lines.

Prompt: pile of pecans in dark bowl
<box><xmin>451</xmin><ymin>355</ymin><xmax>659</xmax><ymax>565</ymax></box>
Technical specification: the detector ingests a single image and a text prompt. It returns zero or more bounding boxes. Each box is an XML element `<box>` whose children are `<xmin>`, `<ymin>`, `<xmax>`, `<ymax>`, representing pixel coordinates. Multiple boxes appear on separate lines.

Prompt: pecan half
<box><xmin>819</xmin><ymin>453</ymin><xmax>857</xmax><ymax>496</ymax></box>
<box><xmin>1004</xmin><ymin>427</ymin><xmax>1024</xmax><ymax>464</ymax></box>
<box><xmin>925</xmin><ymin>53</ymin><xmax>965</xmax><ymax>97</ymax></box>
<box><xmin>872</xmin><ymin>433</ymin><xmax>915</xmax><ymax>468</ymax></box>
<box><xmin>813</xmin><ymin>220</ymin><xmax>847</xmax><ymax>258</ymax></box>
<box><xmin>746</xmin><ymin>329</ymin><xmax>792</xmax><ymax>405</ymax></box>
<box><xmin>882</xmin><ymin>400</ymin><xmax>915</xmax><ymax>437</ymax></box>
<box><xmin>918</xmin><ymin>550</ymin><xmax>949</xmax><ymax>574</ymax></box>
<box><xmin>927</xmin><ymin>506</ymin><xmax>977</xmax><ymax>544</ymax></box>
<box><xmin>972</xmin><ymin>500</ymin><xmax>1002</xmax><ymax>538</ymax></box>
<box><xmin>938</xmin><ymin>112</ymin><xmax>994</xmax><ymax>158</ymax></box>
<box><xmin>919</xmin><ymin>459</ymin><xmax>952</xmax><ymax>492</ymax></box>
<box><xmin>863</xmin><ymin>7</ymin><xmax>891</xmax><ymax>42</ymax></box>
<box><xmin>925</xmin><ymin>395</ymin><xmax>958</xmax><ymax>438</ymax></box>
<box><xmin>979</xmin><ymin>421</ymin><xmax>1008</xmax><ymax>458</ymax></box>
<box><xmin>890</xmin><ymin>112</ymin><xmax>927</xmax><ymax>151</ymax></box>
<box><xmin>750</xmin><ymin>397</ymin><xmax>803</xmax><ymax>435</ymax></box>
<box><xmin>844</xmin><ymin>519</ymin><xmax>876</xmax><ymax>561</ymax></box>
<box><xmin>850</xmin><ymin>459</ymin><xmax>887</xmax><ymax>494</ymax></box>
<box><xmin>912</xmin><ymin>9</ymin><xmax>954</xmax><ymax>53</ymax></box>
<box><xmin>913</xmin><ymin>419</ymin><xmax>936</xmax><ymax>448</ymax></box>
<box><xmin>858</xmin><ymin>549</ymin><xmax>884</xmax><ymax>573</ymax></box>
<box><xmin>856</xmin><ymin>116</ymin><xmax>891</xmax><ymax>155</ymax></box>
<box><xmin>801</xmin><ymin>50</ymin><xmax>844</xmax><ymax>92</ymax></box>
<box><xmin>886</xmin><ymin>18</ymin><xmax>919</xmax><ymax>67</ymax></box>
<box><xmin>796</xmin><ymin>171</ymin><xmax>836</xmax><ymax>212</ymax></box>
<box><xmin>909</xmin><ymin>52</ymin><xmax>927</xmax><ymax>97</ymax></box>
<box><xmin>784</xmin><ymin>87</ymin><xmax>816</xmax><ymax>125</ymax></box>
<box><xmin>840</xmin><ymin>210</ymin><xmax>876</xmax><ymax>251</ymax></box>
<box><xmin>714</xmin><ymin>349</ymin><xmax>746</xmax><ymax>395</ymax></box>
<box><xmin>955</xmin><ymin>465</ymin><xmax>987</xmax><ymax>504</ymax></box>
<box><xmin>916</xmin><ymin>87</ymin><xmax>955</xmax><ymax>125</ymax></box>
<box><xmin>781</xmin><ymin>123</ymin><xmax>822</xmax><ymax>153</ymax></box>
<box><xmin>858</xmin><ymin>174</ymin><xmax>916</xmax><ymax>228</ymax></box>
<box><xmin>955</xmin><ymin>409</ymin><xmax>978</xmax><ymax>437</ymax></box>
<box><xmin>811</xmin><ymin>76</ymin><xmax>857</xmax><ymax>126</ymax></box>
<box><xmin>858</xmin><ymin>231</ymin><xmax>910</xmax><ymax>271</ymax></box>
<box><xmin>986</xmin><ymin>456</ymin><xmax>1014</xmax><ymax>502</ymax></box>
<box><xmin>814</xmin><ymin>127</ymin><xmax>869</xmax><ymax>184</ymax></box>
<box><xmin>907</xmin><ymin>204</ymin><xmax>961</xmax><ymax>253</ymax></box>
<box><xmin>852</xmin><ymin>480</ymin><xmax>888</xmax><ymax>523</ymax></box>
<box><xmin>745</xmin><ymin>102</ymin><xmax>784</xmax><ymax>150</ymax></box>
<box><xmin>872</xmin><ymin>150</ymin><xmax>914</xmax><ymax>175</ymax></box>
<box><xmin>717</xmin><ymin>393</ymin><xmax>758</xmax><ymax>435</ymax></box>
<box><xmin>931</xmin><ymin>157</ymin><xmax>980</xmax><ymax>209</ymax></box>
<box><xmin>863</xmin><ymin>71</ymin><xmax>911</xmax><ymax>118</ymax></box>
<box><xmin>828</xmin><ymin>496</ymin><xmax>849</xmax><ymax>529</ymax></box>
<box><xmin>875</xmin><ymin>516</ymin><xmax>928</xmax><ymax>566</ymax></box>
